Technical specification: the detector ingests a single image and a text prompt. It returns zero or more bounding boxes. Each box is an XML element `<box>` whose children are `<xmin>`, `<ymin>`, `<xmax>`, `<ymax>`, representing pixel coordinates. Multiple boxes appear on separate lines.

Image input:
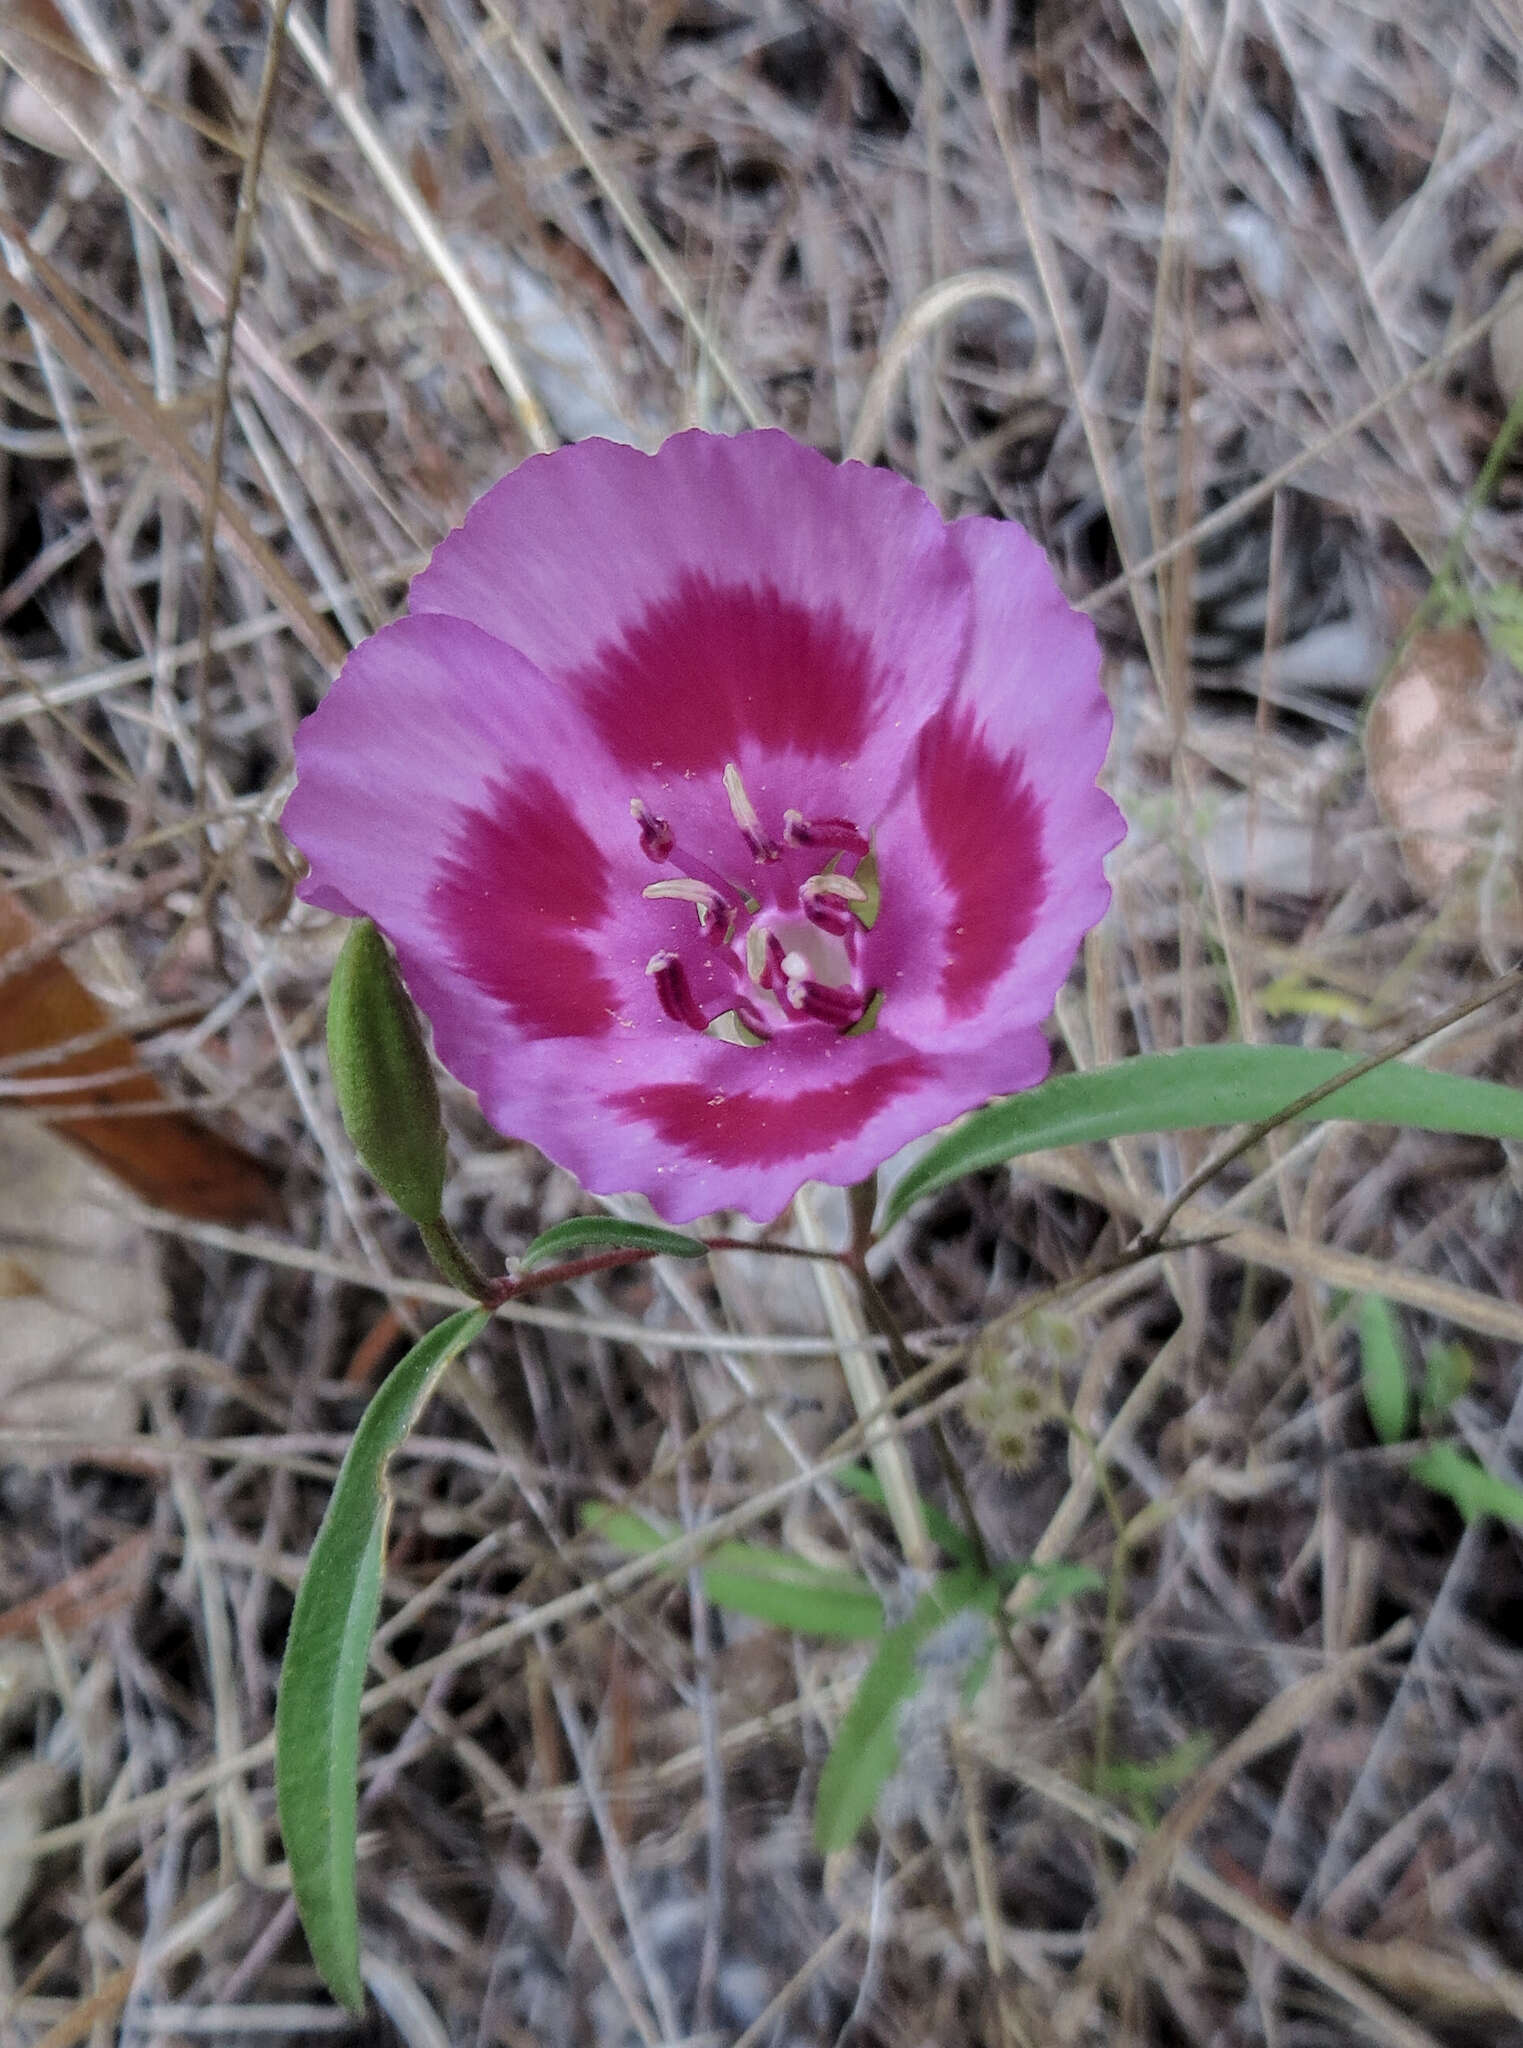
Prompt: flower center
<box><xmin>634</xmin><ymin>765</ymin><xmax>879</xmax><ymax>1043</ymax></box>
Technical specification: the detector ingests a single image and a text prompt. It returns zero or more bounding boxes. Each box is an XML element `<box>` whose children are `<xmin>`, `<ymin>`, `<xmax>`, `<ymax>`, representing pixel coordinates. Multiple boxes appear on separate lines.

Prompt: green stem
<box><xmin>419</xmin><ymin>1217</ymin><xmax>496</xmax><ymax>1303</ymax></box>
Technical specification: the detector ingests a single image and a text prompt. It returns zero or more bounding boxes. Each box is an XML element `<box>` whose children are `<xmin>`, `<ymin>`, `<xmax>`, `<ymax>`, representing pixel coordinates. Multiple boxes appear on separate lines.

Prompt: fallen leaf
<box><xmin>0</xmin><ymin>884</ymin><xmax>282</xmax><ymax>1224</ymax></box>
<box><xmin>1365</xmin><ymin>628</ymin><xmax>1519</xmax><ymax>922</ymax></box>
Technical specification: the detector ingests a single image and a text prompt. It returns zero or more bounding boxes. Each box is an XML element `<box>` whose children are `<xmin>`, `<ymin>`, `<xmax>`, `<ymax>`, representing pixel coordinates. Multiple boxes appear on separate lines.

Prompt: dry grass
<box><xmin>2</xmin><ymin>1</ymin><xmax>1523</xmax><ymax>2042</ymax></box>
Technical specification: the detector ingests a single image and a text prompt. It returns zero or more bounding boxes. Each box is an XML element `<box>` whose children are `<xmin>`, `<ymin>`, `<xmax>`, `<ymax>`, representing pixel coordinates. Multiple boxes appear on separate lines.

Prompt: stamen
<box><xmin>801</xmin><ymin>872</ymin><xmax>867</xmax><ymax>905</ymax></box>
<box><xmin>645</xmin><ymin>951</ymin><xmax>710</xmax><ymax>1032</ymax></box>
<box><xmin>784</xmin><ymin>976</ymin><xmax>871</xmax><ymax>1029</ymax></box>
<box><xmin>723</xmin><ymin>763</ymin><xmax>780</xmax><ymax>862</ymax></box>
<box><xmin>800</xmin><ymin>870</ymin><xmax>868</xmax><ymax>937</ymax></box>
<box><xmin>800</xmin><ymin>895</ymin><xmax>855</xmax><ymax>937</ymax></box>
<box><xmin>630</xmin><ymin>798</ymin><xmax>674</xmax><ymax>862</ymax></box>
<box><xmin>643</xmin><ymin>877</ymin><xmax>730</xmax><ymax>934</ymax></box>
<box><xmin>782</xmin><ymin>809</ymin><xmax>869</xmax><ymax>857</ymax></box>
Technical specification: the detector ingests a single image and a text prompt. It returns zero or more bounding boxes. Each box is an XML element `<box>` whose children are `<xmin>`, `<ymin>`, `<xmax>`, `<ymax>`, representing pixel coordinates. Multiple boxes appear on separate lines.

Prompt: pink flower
<box><xmin>283</xmin><ymin>431</ymin><xmax>1122</xmax><ymax>1224</ymax></box>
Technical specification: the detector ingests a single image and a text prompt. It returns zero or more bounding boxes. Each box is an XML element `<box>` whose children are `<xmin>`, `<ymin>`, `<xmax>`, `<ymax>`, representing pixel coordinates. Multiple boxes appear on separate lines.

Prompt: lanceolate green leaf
<box><xmin>519</xmin><ymin>1216</ymin><xmax>707</xmax><ymax>1270</ymax></box>
<box><xmin>1358</xmin><ymin>1295</ymin><xmax>1412</xmax><ymax>1446</ymax></box>
<box><xmin>834</xmin><ymin>1463</ymin><xmax>979</xmax><ymax>1567</ymax></box>
<box><xmin>582</xmin><ymin>1504</ymin><xmax>884</xmax><ymax>1640</ymax></box>
<box><xmin>699</xmin><ymin>1564</ymin><xmax>884</xmax><ymax>1639</ymax></box>
<box><xmin>1409</xmin><ymin>1442</ymin><xmax>1523</xmax><ymax>1529</ymax></box>
<box><xmin>883</xmin><ymin>1045</ymin><xmax>1523</xmax><ymax>1226</ymax></box>
<box><xmin>276</xmin><ymin>1307</ymin><xmax>489</xmax><ymax>2012</ymax></box>
<box><xmin>813</xmin><ymin>1566</ymin><xmax>999</xmax><ymax>1853</ymax></box>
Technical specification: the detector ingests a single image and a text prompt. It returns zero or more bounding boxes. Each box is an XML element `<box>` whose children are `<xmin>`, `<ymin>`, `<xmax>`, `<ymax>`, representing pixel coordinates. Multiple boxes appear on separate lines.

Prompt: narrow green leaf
<box><xmin>992</xmin><ymin>1558</ymin><xmax>1107</xmax><ymax>1610</ymax></box>
<box><xmin>519</xmin><ymin>1217</ymin><xmax>706</xmax><ymax>1271</ymax></box>
<box><xmin>1409</xmin><ymin>1442</ymin><xmax>1523</xmax><ymax>1528</ymax></box>
<box><xmin>814</xmin><ymin>1567</ymin><xmax>998</xmax><ymax>1852</ymax></box>
<box><xmin>1478</xmin><ymin>583</ymin><xmax>1523</xmax><ymax>668</ymax></box>
<box><xmin>835</xmin><ymin>1463</ymin><xmax>979</xmax><ymax>1566</ymax></box>
<box><xmin>326</xmin><ymin>920</ymin><xmax>448</xmax><ymax>1225</ymax></box>
<box><xmin>580</xmin><ymin>1503</ymin><xmax>672</xmax><ymax>1556</ymax></box>
<box><xmin>581</xmin><ymin>1503</ymin><xmax>884</xmax><ymax>1640</ymax></box>
<box><xmin>276</xmin><ymin>1307</ymin><xmax>489</xmax><ymax>2012</ymax></box>
<box><xmin>1358</xmin><ymin>1295</ymin><xmax>1412</xmax><ymax>1446</ymax></box>
<box><xmin>1421</xmin><ymin>1342</ymin><xmax>1473</xmax><ymax>1423</ymax></box>
<box><xmin>883</xmin><ymin>1045</ymin><xmax>1523</xmax><ymax>1226</ymax></box>
<box><xmin>1097</xmin><ymin>1732</ymin><xmax>1214</xmax><ymax>1826</ymax></box>
<box><xmin>699</xmin><ymin>1567</ymin><xmax>884</xmax><ymax>1639</ymax></box>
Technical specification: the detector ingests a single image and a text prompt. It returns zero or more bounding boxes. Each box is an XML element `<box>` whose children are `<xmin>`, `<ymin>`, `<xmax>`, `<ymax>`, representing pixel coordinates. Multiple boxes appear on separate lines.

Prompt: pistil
<box><xmin>633</xmin><ymin>777</ymin><xmax>880</xmax><ymax>1041</ymax></box>
<box><xmin>630</xmin><ymin>798</ymin><xmax>674</xmax><ymax>862</ymax></box>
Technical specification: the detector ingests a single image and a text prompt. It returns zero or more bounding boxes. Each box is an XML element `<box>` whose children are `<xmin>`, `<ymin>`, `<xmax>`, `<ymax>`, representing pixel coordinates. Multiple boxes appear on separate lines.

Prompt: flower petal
<box><xmin>449</xmin><ymin>1017</ymin><xmax>1053</xmax><ymax>1224</ymax></box>
<box><xmin>409</xmin><ymin>429</ymin><xmax>974</xmax><ymax>823</ymax></box>
<box><xmin>868</xmin><ymin>514</ymin><xmax>1123</xmax><ymax>1047</ymax></box>
<box><xmin>284</xmin><ymin>615</ymin><xmax>637</xmax><ymax>1043</ymax></box>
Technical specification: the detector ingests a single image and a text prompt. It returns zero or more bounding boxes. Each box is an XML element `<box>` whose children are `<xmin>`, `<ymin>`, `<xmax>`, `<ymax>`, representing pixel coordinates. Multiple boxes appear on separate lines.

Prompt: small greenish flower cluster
<box><xmin>963</xmin><ymin>1308</ymin><xmax>1079</xmax><ymax>1472</ymax></box>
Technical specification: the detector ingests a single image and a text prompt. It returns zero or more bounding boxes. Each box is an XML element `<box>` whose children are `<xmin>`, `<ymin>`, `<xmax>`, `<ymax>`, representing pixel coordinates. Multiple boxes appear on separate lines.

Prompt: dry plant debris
<box><xmin>1</xmin><ymin>2</ymin><xmax>1522</xmax><ymax>2043</ymax></box>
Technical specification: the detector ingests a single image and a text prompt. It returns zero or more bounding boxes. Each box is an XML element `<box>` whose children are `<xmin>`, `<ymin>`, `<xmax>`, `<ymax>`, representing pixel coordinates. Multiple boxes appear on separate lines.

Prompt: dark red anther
<box><xmin>800</xmin><ymin>891</ymin><xmax>857</xmax><ymax>938</ymax></box>
<box><xmin>786</xmin><ymin>977</ymin><xmax>871</xmax><ymax>1029</ymax></box>
<box><xmin>781</xmin><ymin>810</ymin><xmax>870</xmax><ymax>858</ymax></box>
<box><xmin>646</xmin><ymin>952</ymin><xmax>710</xmax><ymax>1032</ymax></box>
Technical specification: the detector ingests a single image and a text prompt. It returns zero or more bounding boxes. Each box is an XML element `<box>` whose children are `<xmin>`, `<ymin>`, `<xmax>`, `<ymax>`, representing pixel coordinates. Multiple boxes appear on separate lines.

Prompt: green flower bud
<box><xmin>326</xmin><ymin>920</ymin><xmax>448</xmax><ymax>1224</ymax></box>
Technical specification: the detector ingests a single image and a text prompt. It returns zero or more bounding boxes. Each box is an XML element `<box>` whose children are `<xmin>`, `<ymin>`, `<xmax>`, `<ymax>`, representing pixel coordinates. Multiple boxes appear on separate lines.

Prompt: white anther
<box><xmin>643</xmin><ymin>878</ymin><xmax>720</xmax><ymax>925</ymax></box>
<box><xmin>645</xmin><ymin>949</ymin><xmax>679</xmax><ymax>977</ymax></box>
<box><xmin>800</xmin><ymin>871</ymin><xmax>867</xmax><ymax>904</ymax></box>
<box><xmin>779</xmin><ymin>950</ymin><xmax>811</xmax><ymax>982</ymax></box>
<box><xmin>722</xmin><ymin>762</ymin><xmax>778</xmax><ymax>858</ymax></box>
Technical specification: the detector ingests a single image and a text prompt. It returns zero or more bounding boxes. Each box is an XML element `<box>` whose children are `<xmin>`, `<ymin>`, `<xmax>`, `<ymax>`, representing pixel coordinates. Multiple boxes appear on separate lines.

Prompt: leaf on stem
<box><xmin>834</xmin><ymin>1463</ymin><xmax>979</xmax><ymax>1567</ymax></box>
<box><xmin>582</xmin><ymin>1503</ymin><xmax>884</xmax><ymax>1639</ymax></box>
<box><xmin>1409</xmin><ymin>1442</ymin><xmax>1523</xmax><ymax>1529</ymax></box>
<box><xmin>275</xmin><ymin>1306</ymin><xmax>489</xmax><ymax>2012</ymax></box>
<box><xmin>518</xmin><ymin>1216</ymin><xmax>707</xmax><ymax>1270</ymax></box>
<box><xmin>882</xmin><ymin>1045</ymin><xmax>1523</xmax><ymax>1226</ymax></box>
<box><xmin>1358</xmin><ymin>1295</ymin><xmax>1412</xmax><ymax>1446</ymax></box>
<box><xmin>813</xmin><ymin>1565</ymin><xmax>999</xmax><ymax>1853</ymax></box>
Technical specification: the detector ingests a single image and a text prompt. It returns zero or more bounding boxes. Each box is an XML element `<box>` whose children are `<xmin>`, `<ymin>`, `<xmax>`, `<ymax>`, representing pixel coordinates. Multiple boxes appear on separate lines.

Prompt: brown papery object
<box><xmin>0</xmin><ymin>884</ymin><xmax>283</xmax><ymax>1225</ymax></box>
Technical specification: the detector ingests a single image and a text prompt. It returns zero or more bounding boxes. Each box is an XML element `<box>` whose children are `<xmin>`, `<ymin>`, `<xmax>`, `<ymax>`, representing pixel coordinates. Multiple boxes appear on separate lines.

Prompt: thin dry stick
<box><xmin>1082</xmin><ymin>302</ymin><xmax>1511</xmax><ymax>612</ymax></box>
<box><xmin>0</xmin><ymin>237</ymin><xmax>344</xmax><ymax>667</ymax></box>
<box><xmin>950</xmin><ymin>0</ymin><xmax>1166</xmax><ymax>688</ymax></box>
<box><xmin>281</xmin><ymin>4</ymin><xmax>555</xmax><ymax>456</ymax></box>
<box><xmin>480</xmin><ymin>2</ymin><xmax>768</xmax><ymax>431</ymax></box>
<box><xmin>195</xmin><ymin>0</ymin><xmax>293</xmax><ymax>866</ymax></box>
<box><xmin>1051</xmin><ymin>1620</ymin><xmax>1414</xmax><ymax>2041</ymax></box>
<box><xmin>974</xmin><ymin>1740</ymin><xmax>1446</xmax><ymax>2048</ymax></box>
<box><xmin>846</xmin><ymin>268</ymin><xmax>1048</xmax><ymax>463</ymax></box>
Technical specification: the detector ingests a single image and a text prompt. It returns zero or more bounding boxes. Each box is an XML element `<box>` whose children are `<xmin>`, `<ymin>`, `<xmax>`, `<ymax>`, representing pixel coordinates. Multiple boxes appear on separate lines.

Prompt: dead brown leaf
<box><xmin>1365</xmin><ymin>627</ymin><xmax>1519</xmax><ymax>920</ymax></box>
<box><xmin>0</xmin><ymin>885</ymin><xmax>282</xmax><ymax>1225</ymax></box>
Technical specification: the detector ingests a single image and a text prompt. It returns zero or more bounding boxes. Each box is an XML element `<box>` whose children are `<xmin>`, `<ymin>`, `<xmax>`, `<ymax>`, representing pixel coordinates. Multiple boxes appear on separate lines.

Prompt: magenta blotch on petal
<box><xmin>283</xmin><ymin>429</ymin><xmax>1123</xmax><ymax>1223</ymax></box>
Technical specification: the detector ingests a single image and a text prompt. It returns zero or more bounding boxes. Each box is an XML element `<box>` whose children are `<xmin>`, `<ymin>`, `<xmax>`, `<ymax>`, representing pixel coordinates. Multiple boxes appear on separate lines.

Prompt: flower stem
<box><xmin>418</xmin><ymin>1217</ymin><xmax>497</xmax><ymax>1304</ymax></box>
